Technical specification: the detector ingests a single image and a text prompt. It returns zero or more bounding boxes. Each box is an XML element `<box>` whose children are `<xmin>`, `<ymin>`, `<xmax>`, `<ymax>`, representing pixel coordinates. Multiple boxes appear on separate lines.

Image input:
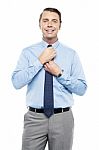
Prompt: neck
<box><xmin>43</xmin><ymin>37</ymin><xmax>58</xmax><ymax>45</ymax></box>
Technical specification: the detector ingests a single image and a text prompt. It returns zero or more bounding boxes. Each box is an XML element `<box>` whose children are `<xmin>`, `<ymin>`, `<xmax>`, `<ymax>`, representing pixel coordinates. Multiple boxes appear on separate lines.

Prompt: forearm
<box><xmin>12</xmin><ymin>59</ymin><xmax>43</xmax><ymax>89</ymax></box>
<box><xmin>57</xmin><ymin>73</ymin><xmax>87</xmax><ymax>96</ymax></box>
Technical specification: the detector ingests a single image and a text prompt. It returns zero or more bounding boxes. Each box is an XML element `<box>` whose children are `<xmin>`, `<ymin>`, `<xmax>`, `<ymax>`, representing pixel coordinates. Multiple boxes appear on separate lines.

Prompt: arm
<box><xmin>11</xmin><ymin>49</ymin><xmax>43</xmax><ymax>89</ymax></box>
<box><xmin>57</xmin><ymin>52</ymin><xmax>87</xmax><ymax>96</ymax></box>
<box><xmin>44</xmin><ymin>52</ymin><xmax>87</xmax><ymax>96</ymax></box>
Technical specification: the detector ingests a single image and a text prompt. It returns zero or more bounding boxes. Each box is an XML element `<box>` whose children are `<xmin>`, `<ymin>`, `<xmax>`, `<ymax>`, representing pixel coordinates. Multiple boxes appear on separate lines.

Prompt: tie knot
<box><xmin>47</xmin><ymin>45</ymin><xmax>52</xmax><ymax>48</ymax></box>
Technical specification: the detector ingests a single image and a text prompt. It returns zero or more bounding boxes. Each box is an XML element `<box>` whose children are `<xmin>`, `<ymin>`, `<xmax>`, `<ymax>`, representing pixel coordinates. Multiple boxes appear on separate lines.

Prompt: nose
<box><xmin>47</xmin><ymin>21</ymin><xmax>52</xmax><ymax>27</ymax></box>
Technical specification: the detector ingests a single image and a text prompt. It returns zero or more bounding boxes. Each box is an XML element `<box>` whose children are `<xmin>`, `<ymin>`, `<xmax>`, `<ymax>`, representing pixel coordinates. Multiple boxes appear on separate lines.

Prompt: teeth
<box><xmin>46</xmin><ymin>29</ymin><xmax>54</xmax><ymax>33</ymax></box>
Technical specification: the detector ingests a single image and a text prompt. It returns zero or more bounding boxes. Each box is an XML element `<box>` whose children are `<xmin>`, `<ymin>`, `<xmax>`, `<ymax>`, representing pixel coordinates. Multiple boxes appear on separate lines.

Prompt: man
<box><xmin>11</xmin><ymin>7</ymin><xmax>87</xmax><ymax>150</ymax></box>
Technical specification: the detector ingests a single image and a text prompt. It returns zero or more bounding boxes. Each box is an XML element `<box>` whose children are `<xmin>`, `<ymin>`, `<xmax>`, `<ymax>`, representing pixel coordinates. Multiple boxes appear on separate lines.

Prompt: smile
<box><xmin>45</xmin><ymin>29</ymin><xmax>55</xmax><ymax>34</ymax></box>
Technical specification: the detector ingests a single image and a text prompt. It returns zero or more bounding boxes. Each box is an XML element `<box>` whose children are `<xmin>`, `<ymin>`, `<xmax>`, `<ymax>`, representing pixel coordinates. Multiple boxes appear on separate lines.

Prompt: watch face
<box><xmin>57</xmin><ymin>70</ymin><xmax>63</xmax><ymax>77</ymax></box>
<box><xmin>57</xmin><ymin>73</ymin><xmax>62</xmax><ymax>77</ymax></box>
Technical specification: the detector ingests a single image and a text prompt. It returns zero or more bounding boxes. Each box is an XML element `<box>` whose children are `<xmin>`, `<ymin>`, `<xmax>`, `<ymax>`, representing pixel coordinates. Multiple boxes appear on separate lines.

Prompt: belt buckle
<box><xmin>34</xmin><ymin>108</ymin><xmax>36</xmax><ymax>112</ymax></box>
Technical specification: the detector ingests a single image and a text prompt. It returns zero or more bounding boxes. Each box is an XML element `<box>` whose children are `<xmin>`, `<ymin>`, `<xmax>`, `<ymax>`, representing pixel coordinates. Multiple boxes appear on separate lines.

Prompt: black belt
<box><xmin>29</xmin><ymin>107</ymin><xmax>70</xmax><ymax>114</ymax></box>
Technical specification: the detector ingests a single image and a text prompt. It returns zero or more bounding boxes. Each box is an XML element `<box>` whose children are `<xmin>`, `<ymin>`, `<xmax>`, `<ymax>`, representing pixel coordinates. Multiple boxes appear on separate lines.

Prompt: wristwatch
<box><xmin>57</xmin><ymin>73</ymin><xmax>62</xmax><ymax>77</ymax></box>
<box><xmin>57</xmin><ymin>70</ymin><xmax>64</xmax><ymax>77</ymax></box>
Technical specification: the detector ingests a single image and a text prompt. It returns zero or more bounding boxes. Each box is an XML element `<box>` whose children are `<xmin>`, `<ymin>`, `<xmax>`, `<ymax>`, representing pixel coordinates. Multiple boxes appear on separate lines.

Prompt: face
<box><xmin>39</xmin><ymin>11</ymin><xmax>61</xmax><ymax>43</ymax></box>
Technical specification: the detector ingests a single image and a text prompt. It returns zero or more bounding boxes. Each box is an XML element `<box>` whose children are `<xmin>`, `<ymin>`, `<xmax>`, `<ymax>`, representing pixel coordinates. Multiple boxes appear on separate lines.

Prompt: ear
<box><xmin>39</xmin><ymin>21</ymin><xmax>42</xmax><ymax>29</ymax></box>
<box><xmin>59</xmin><ymin>24</ymin><xmax>61</xmax><ymax>29</ymax></box>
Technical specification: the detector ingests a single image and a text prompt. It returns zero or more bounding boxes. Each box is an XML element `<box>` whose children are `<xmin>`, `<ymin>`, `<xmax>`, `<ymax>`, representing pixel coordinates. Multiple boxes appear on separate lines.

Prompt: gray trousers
<box><xmin>22</xmin><ymin>109</ymin><xmax>74</xmax><ymax>150</ymax></box>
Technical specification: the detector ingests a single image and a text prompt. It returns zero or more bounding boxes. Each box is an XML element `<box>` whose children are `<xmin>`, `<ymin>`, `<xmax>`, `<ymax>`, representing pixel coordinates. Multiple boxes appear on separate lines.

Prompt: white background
<box><xmin>0</xmin><ymin>0</ymin><xmax>99</xmax><ymax>149</ymax></box>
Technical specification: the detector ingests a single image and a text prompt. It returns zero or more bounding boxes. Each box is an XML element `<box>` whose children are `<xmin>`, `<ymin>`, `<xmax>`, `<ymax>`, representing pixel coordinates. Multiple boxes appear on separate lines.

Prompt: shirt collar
<box><xmin>41</xmin><ymin>39</ymin><xmax>60</xmax><ymax>49</ymax></box>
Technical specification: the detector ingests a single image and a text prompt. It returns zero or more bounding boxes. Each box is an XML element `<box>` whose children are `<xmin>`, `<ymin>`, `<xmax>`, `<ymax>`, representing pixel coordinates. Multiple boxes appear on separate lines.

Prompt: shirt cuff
<box><xmin>56</xmin><ymin>71</ymin><xmax>70</xmax><ymax>86</ymax></box>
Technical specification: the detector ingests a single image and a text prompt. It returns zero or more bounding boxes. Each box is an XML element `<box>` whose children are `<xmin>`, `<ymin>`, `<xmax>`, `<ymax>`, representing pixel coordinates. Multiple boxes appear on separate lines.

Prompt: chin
<box><xmin>43</xmin><ymin>34</ymin><xmax>57</xmax><ymax>42</ymax></box>
<box><xmin>47</xmin><ymin>36</ymin><xmax>54</xmax><ymax>39</ymax></box>
<box><xmin>46</xmin><ymin>35</ymin><xmax>56</xmax><ymax>39</ymax></box>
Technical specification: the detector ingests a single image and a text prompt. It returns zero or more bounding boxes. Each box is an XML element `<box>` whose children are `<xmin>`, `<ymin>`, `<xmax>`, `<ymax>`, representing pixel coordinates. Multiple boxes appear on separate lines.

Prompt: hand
<box><xmin>38</xmin><ymin>47</ymin><xmax>56</xmax><ymax>64</ymax></box>
<box><xmin>44</xmin><ymin>61</ymin><xmax>62</xmax><ymax>76</ymax></box>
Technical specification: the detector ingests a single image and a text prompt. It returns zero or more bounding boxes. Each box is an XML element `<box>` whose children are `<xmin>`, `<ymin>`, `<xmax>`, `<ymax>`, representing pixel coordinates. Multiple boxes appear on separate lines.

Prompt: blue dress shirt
<box><xmin>11</xmin><ymin>40</ymin><xmax>87</xmax><ymax>108</ymax></box>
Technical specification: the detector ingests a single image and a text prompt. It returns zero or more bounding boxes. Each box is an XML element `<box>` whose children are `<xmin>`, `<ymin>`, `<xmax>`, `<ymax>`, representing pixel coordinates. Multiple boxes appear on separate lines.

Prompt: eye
<box><xmin>43</xmin><ymin>20</ymin><xmax>47</xmax><ymax>22</ymax></box>
<box><xmin>42</xmin><ymin>19</ymin><xmax>48</xmax><ymax>23</ymax></box>
<box><xmin>52</xmin><ymin>19</ymin><xmax>58</xmax><ymax>23</ymax></box>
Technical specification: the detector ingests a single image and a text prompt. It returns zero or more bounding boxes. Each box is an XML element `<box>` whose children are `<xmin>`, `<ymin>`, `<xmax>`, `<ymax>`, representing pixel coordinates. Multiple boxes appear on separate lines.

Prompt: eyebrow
<box><xmin>42</xmin><ymin>18</ymin><xmax>58</xmax><ymax>22</ymax></box>
<box><xmin>42</xmin><ymin>18</ymin><xmax>49</xmax><ymax>21</ymax></box>
<box><xmin>52</xmin><ymin>19</ymin><xmax>58</xmax><ymax>22</ymax></box>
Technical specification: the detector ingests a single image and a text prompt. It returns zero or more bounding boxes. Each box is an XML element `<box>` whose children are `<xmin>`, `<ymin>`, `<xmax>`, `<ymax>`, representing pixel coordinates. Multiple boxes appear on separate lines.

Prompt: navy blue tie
<box><xmin>44</xmin><ymin>45</ymin><xmax>54</xmax><ymax>118</ymax></box>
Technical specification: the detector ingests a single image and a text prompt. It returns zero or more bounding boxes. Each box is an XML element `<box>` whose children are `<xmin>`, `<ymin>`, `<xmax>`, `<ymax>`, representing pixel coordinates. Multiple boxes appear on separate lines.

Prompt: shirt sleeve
<box><xmin>57</xmin><ymin>52</ymin><xmax>87</xmax><ymax>96</ymax></box>
<box><xmin>11</xmin><ymin>49</ymin><xmax>43</xmax><ymax>89</ymax></box>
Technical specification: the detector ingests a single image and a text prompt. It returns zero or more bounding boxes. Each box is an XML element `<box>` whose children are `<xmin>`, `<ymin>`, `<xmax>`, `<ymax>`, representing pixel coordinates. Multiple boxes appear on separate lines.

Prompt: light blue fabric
<box><xmin>11</xmin><ymin>40</ymin><xmax>87</xmax><ymax>108</ymax></box>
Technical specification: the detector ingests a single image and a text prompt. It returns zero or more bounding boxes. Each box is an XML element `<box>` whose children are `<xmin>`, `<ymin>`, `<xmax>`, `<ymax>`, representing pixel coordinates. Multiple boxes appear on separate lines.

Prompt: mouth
<box><xmin>45</xmin><ymin>29</ymin><xmax>55</xmax><ymax>34</ymax></box>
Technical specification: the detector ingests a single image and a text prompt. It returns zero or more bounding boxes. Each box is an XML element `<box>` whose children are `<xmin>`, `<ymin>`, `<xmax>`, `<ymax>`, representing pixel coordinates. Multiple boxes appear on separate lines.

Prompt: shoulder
<box><xmin>59</xmin><ymin>42</ymin><xmax>77</xmax><ymax>55</ymax></box>
<box><xmin>23</xmin><ymin>42</ymin><xmax>41</xmax><ymax>51</ymax></box>
<box><xmin>21</xmin><ymin>42</ymin><xmax>43</xmax><ymax>58</ymax></box>
<box><xmin>21</xmin><ymin>42</ymin><xmax>42</xmax><ymax>54</ymax></box>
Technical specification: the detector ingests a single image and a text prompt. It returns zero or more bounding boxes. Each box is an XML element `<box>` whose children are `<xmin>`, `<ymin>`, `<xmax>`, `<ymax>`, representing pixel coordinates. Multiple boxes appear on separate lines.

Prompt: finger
<box><xmin>53</xmin><ymin>51</ymin><xmax>57</xmax><ymax>56</ymax></box>
<box><xmin>44</xmin><ymin>67</ymin><xmax>48</xmax><ymax>71</ymax></box>
<box><xmin>45</xmin><ymin>63</ymin><xmax>50</xmax><ymax>68</ymax></box>
<box><xmin>44</xmin><ymin>66</ymin><xmax>49</xmax><ymax>72</ymax></box>
<box><xmin>44</xmin><ymin>63</ymin><xmax>49</xmax><ymax>69</ymax></box>
<box><xmin>49</xmin><ymin>61</ymin><xmax>53</xmax><ymax>65</ymax></box>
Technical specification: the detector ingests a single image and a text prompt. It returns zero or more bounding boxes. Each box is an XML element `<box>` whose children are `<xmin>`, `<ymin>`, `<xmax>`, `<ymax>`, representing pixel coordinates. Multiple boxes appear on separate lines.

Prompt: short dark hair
<box><xmin>39</xmin><ymin>7</ymin><xmax>62</xmax><ymax>24</ymax></box>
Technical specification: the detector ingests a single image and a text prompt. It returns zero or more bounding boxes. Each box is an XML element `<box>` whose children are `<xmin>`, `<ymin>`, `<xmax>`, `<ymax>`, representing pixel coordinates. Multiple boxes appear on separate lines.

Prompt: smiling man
<box><xmin>12</xmin><ymin>8</ymin><xmax>87</xmax><ymax>150</ymax></box>
<box><xmin>39</xmin><ymin>9</ymin><xmax>61</xmax><ymax>43</ymax></box>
